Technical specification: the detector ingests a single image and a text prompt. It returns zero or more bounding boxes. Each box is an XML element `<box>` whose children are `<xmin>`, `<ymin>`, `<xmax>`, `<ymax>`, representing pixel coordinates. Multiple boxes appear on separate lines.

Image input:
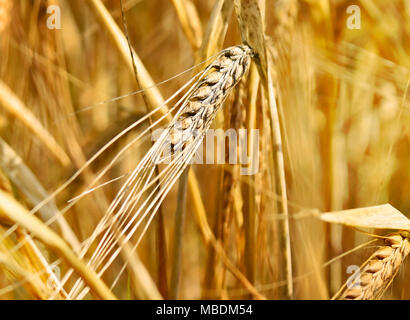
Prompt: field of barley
<box><xmin>0</xmin><ymin>0</ymin><xmax>409</xmax><ymax>300</ymax></box>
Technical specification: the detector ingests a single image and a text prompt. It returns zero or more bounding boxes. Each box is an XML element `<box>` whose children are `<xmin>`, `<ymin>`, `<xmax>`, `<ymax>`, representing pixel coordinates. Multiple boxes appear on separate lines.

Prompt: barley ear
<box><xmin>338</xmin><ymin>232</ymin><xmax>410</xmax><ymax>300</ymax></box>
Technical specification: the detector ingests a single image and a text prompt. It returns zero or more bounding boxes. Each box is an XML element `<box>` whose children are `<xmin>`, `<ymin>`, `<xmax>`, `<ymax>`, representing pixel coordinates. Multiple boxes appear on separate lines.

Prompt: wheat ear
<box><xmin>338</xmin><ymin>232</ymin><xmax>410</xmax><ymax>300</ymax></box>
<box><xmin>67</xmin><ymin>44</ymin><xmax>253</xmax><ymax>299</ymax></box>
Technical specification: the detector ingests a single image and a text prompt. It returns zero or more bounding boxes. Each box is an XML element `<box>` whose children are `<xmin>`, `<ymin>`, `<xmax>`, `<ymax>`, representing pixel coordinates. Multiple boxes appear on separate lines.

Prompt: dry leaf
<box><xmin>320</xmin><ymin>204</ymin><xmax>410</xmax><ymax>230</ymax></box>
<box><xmin>234</xmin><ymin>0</ymin><xmax>267</xmax><ymax>78</ymax></box>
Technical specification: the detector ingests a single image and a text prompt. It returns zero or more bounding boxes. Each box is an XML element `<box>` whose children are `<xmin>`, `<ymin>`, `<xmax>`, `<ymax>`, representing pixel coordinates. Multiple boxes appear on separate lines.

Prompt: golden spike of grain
<box><xmin>67</xmin><ymin>44</ymin><xmax>254</xmax><ymax>299</ymax></box>
<box><xmin>338</xmin><ymin>233</ymin><xmax>410</xmax><ymax>300</ymax></box>
<box><xmin>169</xmin><ymin>45</ymin><xmax>252</xmax><ymax>155</ymax></box>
